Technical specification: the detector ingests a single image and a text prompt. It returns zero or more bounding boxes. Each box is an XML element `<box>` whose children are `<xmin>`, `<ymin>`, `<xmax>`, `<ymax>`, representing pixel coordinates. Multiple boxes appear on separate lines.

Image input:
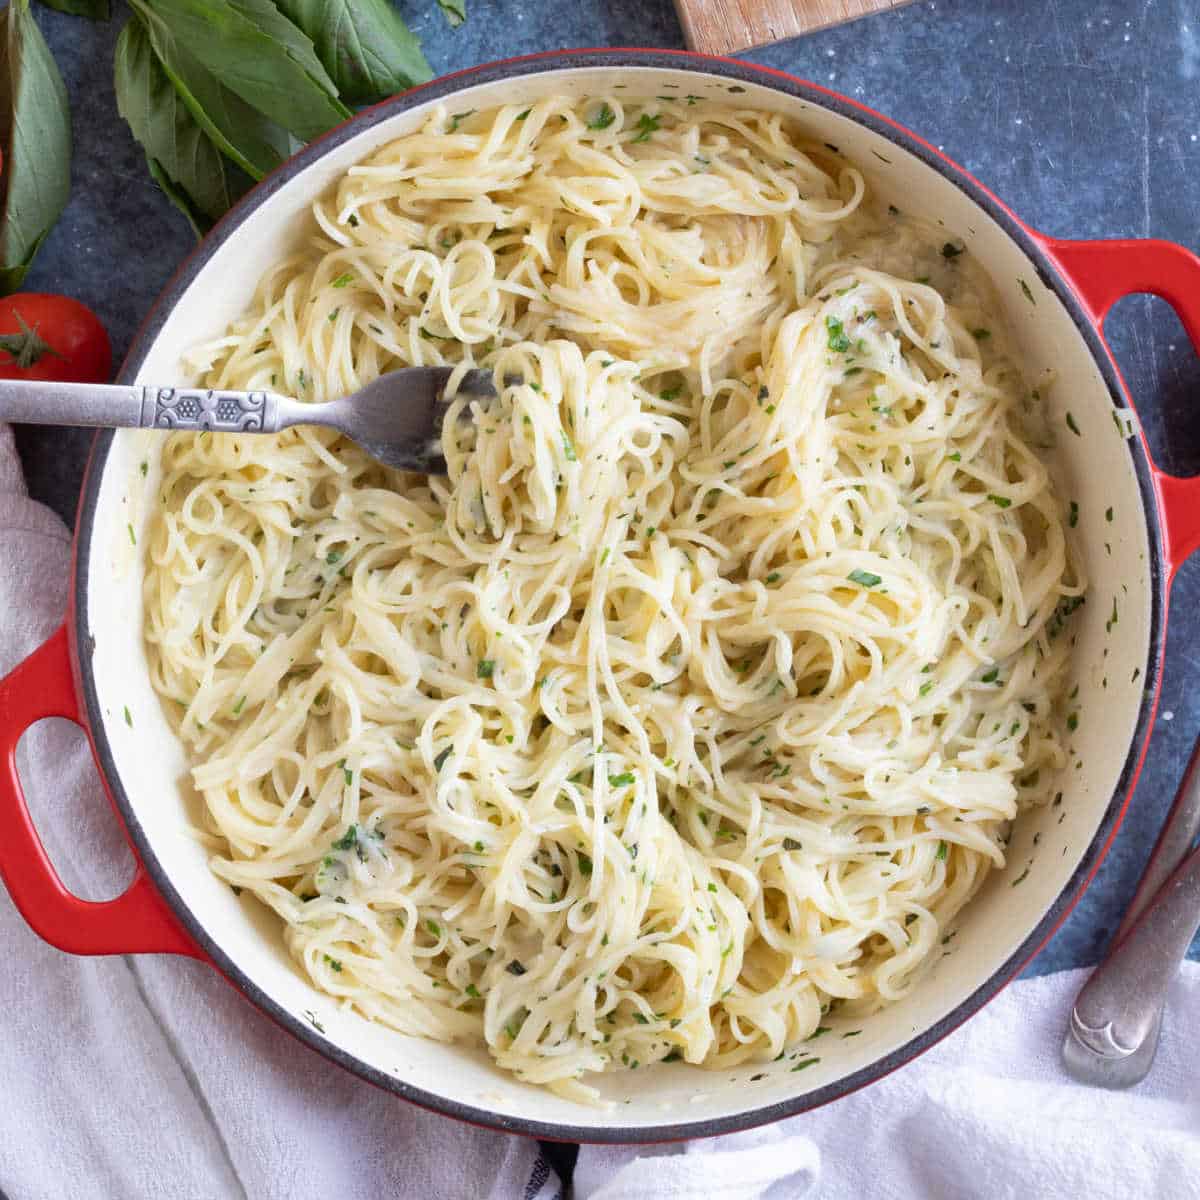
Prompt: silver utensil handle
<box><xmin>1117</xmin><ymin>733</ymin><xmax>1200</xmax><ymax>937</ymax></box>
<box><xmin>0</xmin><ymin>379</ymin><xmax>290</xmax><ymax>433</ymax></box>
<box><xmin>1071</xmin><ymin>842</ymin><xmax>1200</xmax><ymax>1055</ymax></box>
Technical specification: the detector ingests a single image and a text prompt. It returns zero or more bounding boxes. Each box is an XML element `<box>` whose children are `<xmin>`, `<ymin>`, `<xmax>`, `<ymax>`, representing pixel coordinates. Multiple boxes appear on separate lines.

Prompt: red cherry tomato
<box><xmin>0</xmin><ymin>293</ymin><xmax>111</xmax><ymax>383</ymax></box>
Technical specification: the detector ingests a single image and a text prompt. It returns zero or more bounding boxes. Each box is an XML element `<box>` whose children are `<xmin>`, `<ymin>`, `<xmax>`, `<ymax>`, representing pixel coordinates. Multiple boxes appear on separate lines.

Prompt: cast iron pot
<box><xmin>2</xmin><ymin>51</ymin><xmax>1198</xmax><ymax>1142</ymax></box>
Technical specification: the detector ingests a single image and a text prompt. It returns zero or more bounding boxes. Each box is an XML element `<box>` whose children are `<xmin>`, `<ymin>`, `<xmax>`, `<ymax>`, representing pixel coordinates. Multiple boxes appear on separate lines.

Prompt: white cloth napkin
<box><xmin>576</xmin><ymin>963</ymin><xmax>1200</xmax><ymax>1200</ymax></box>
<box><xmin>1</xmin><ymin>426</ymin><xmax>1198</xmax><ymax>1200</ymax></box>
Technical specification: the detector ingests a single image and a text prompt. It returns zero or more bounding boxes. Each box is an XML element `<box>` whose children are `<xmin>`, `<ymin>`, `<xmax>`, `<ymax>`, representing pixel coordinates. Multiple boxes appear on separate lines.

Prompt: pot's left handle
<box><xmin>0</xmin><ymin>625</ymin><xmax>202</xmax><ymax>957</ymax></box>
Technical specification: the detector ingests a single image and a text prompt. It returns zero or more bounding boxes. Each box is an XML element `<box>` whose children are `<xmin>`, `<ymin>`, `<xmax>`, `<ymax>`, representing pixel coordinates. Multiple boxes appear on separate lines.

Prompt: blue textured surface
<box><xmin>20</xmin><ymin>0</ymin><xmax>1200</xmax><ymax>975</ymax></box>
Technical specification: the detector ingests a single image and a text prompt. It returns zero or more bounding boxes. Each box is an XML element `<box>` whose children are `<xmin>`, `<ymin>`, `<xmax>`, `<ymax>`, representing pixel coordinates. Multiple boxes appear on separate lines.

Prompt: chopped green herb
<box><xmin>331</xmin><ymin>272</ymin><xmax>355</xmax><ymax>288</ymax></box>
<box><xmin>790</xmin><ymin>1058</ymin><xmax>820</xmax><ymax>1072</ymax></box>
<box><xmin>942</xmin><ymin>242</ymin><xmax>964</xmax><ymax>259</ymax></box>
<box><xmin>987</xmin><ymin>494</ymin><xmax>1012</xmax><ymax>509</ymax></box>
<box><xmin>766</xmin><ymin>572</ymin><xmax>782</xmax><ymax>584</ymax></box>
<box><xmin>477</xmin><ymin>659</ymin><xmax>496</xmax><ymax>679</ymax></box>
<box><xmin>632</xmin><ymin>112</ymin><xmax>660</xmax><ymax>142</ymax></box>
<box><xmin>1066</xmin><ymin>412</ymin><xmax>1081</xmax><ymax>436</ymax></box>
<box><xmin>948</xmin><ymin>451</ymin><xmax>962</xmax><ymax>462</ymax></box>
<box><xmin>506</xmin><ymin>959</ymin><xmax>527</xmax><ymax>976</ymax></box>
<box><xmin>936</xmin><ymin>840</ymin><xmax>948</xmax><ymax>861</ymax></box>
<box><xmin>561</xmin><ymin>432</ymin><xmax>577</xmax><ymax>461</ymax></box>
<box><xmin>448</xmin><ymin>109</ymin><xmax>475</xmax><ymax>132</ymax></box>
<box><xmin>465</xmin><ymin>984</ymin><xmax>481</xmax><ymax>998</ymax></box>
<box><xmin>123</xmin><ymin>705</ymin><xmax>132</xmax><ymax>727</ymax></box>
<box><xmin>515</xmin><ymin>108</ymin><xmax>531</xmax><ymax>121</ymax></box>
<box><xmin>588</xmin><ymin>103</ymin><xmax>616</xmax><ymax>130</ymax></box>
<box><xmin>127</xmin><ymin>523</ymin><xmax>136</xmax><ymax>546</ymax></box>
<box><xmin>825</xmin><ymin>315</ymin><xmax>851</xmax><ymax>353</ymax></box>
<box><xmin>425</xmin><ymin>918</ymin><xmax>441</xmax><ymax>937</ymax></box>
<box><xmin>1067</xmin><ymin>712</ymin><xmax>1079</xmax><ymax>732</ymax></box>
<box><xmin>578</xmin><ymin>853</ymin><xmax>593</xmax><ymax>876</ymax></box>
<box><xmin>232</xmin><ymin>696</ymin><xmax>246</xmax><ymax>716</ymax></box>
<box><xmin>324</xmin><ymin>955</ymin><xmax>343</xmax><ymax>973</ymax></box>
<box><xmin>433</xmin><ymin>746</ymin><xmax>452</xmax><ymax>772</ymax></box>
<box><xmin>981</xmin><ymin>667</ymin><xmax>1000</xmax><ymax>684</ymax></box>
<box><xmin>847</xmin><ymin>569</ymin><xmax>882</xmax><ymax>588</ymax></box>
<box><xmin>1069</xmin><ymin>500</ymin><xmax>1079</xmax><ymax>528</ymax></box>
<box><xmin>1105</xmin><ymin>506</ymin><xmax>1113</xmax><ymax>522</ymax></box>
<box><xmin>972</xmin><ymin>328</ymin><xmax>991</xmax><ymax>340</ymax></box>
<box><xmin>1020</xmin><ymin>278</ymin><xmax>1035</xmax><ymax>304</ymax></box>
<box><xmin>608</xmin><ymin>772</ymin><xmax>636</xmax><ymax>788</ymax></box>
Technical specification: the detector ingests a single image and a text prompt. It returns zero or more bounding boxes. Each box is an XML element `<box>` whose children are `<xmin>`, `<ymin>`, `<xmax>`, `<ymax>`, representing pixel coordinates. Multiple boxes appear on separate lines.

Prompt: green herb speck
<box><xmin>847</xmin><ymin>569</ymin><xmax>882</xmax><ymax>588</ymax></box>
<box><xmin>587</xmin><ymin>103</ymin><xmax>616</xmax><ymax>130</ymax></box>
<box><xmin>632</xmin><ymin>112</ymin><xmax>660</xmax><ymax>142</ymax></box>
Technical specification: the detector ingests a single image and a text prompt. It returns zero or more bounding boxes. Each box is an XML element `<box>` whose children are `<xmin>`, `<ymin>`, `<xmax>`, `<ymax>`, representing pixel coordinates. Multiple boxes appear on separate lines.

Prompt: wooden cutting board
<box><xmin>674</xmin><ymin>0</ymin><xmax>911</xmax><ymax>56</ymax></box>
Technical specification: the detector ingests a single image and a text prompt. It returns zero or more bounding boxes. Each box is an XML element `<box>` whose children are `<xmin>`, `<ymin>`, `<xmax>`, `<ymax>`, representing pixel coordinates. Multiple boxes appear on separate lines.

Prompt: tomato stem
<box><xmin>0</xmin><ymin>314</ymin><xmax>64</xmax><ymax>369</ymax></box>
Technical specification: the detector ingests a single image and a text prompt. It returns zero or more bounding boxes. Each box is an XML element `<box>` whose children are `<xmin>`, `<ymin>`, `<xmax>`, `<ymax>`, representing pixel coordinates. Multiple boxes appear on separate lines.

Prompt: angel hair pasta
<box><xmin>143</xmin><ymin>95</ymin><xmax>1083</xmax><ymax>1101</ymax></box>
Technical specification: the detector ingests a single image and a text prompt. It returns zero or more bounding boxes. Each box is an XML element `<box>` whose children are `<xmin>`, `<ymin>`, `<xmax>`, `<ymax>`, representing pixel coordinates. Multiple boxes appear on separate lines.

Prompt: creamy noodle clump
<box><xmin>143</xmin><ymin>95</ymin><xmax>1083</xmax><ymax>1100</ymax></box>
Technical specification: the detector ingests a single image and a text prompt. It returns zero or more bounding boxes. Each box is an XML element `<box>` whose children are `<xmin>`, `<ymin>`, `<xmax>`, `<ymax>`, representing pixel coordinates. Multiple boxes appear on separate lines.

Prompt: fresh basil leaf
<box><xmin>114</xmin><ymin>15</ymin><xmax>234</xmax><ymax>226</ymax></box>
<box><xmin>0</xmin><ymin>0</ymin><xmax>71</xmax><ymax>294</ymax></box>
<box><xmin>227</xmin><ymin>0</ymin><xmax>340</xmax><ymax>95</ymax></box>
<box><xmin>37</xmin><ymin>0</ymin><xmax>110</xmax><ymax>19</ymax></box>
<box><xmin>274</xmin><ymin>0</ymin><xmax>430</xmax><ymax>104</ymax></box>
<box><xmin>130</xmin><ymin>0</ymin><xmax>287</xmax><ymax>179</ymax></box>
<box><xmin>145</xmin><ymin>155</ymin><xmax>209</xmax><ymax>236</ymax></box>
<box><xmin>436</xmin><ymin>0</ymin><xmax>464</xmax><ymax>26</ymax></box>
<box><xmin>134</xmin><ymin>0</ymin><xmax>349</xmax><ymax>140</ymax></box>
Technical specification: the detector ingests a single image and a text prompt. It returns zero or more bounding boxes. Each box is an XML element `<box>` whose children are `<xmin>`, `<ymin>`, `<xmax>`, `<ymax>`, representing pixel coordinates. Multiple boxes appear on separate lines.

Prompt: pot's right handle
<box><xmin>1042</xmin><ymin>237</ymin><xmax>1200</xmax><ymax>573</ymax></box>
<box><xmin>0</xmin><ymin>624</ymin><xmax>201</xmax><ymax>958</ymax></box>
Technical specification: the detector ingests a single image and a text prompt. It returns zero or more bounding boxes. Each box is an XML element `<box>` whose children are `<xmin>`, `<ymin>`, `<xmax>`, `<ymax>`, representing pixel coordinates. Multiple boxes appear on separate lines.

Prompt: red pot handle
<box><xmin>1042</xmin><ymin>236</ymin><xmax>1200</xmax><ymax>573</ymax></box>
<box><xmin>0</xmin><ymin>625</ymin><xmax>200</xmax><ymax>957</ymax></box>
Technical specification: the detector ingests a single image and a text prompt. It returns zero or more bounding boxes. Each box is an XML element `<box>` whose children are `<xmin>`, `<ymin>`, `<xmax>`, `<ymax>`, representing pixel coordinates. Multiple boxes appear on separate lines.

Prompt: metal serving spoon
<box><xmin>1062</xmin><ymin>731</ymin><xmax>1200</xmax><ymax>1087</ymax></box>
<box><xmin>0</xmin><ymin>367</ymin><xmax>496</xmax><ymax>473</ymax></box>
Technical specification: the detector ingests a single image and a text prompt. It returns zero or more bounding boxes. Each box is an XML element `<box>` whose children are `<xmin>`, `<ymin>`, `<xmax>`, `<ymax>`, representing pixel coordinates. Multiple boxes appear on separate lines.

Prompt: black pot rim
<box><xmin>71</xmin><ymin>48</ymin><xmax>1166</xmax><ymax>1144</ymax></box>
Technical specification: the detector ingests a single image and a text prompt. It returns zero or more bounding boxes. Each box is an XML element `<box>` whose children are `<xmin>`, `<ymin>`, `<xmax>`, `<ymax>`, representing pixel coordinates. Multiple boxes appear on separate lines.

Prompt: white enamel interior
<box><xmin>81</xmin><ymin>64</ymin><xmax>1154</xmax><ymax>1136</ymax></box>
